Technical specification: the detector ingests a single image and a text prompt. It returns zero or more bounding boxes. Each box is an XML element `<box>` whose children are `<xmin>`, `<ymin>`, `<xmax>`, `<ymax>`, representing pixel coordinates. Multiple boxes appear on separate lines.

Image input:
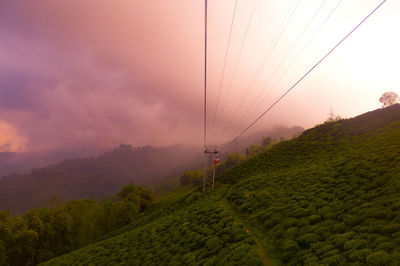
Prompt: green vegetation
<box><xmin>0</xmin><ymin>145</ymin><xmax>196</xmax><ymax>214</ymax></box>
<box><xmin>179</xmin><ymin>169</ymin><xmax>204</xmax><ymax>186</ymax></box>
<box><xmin>42</xmin><ymin>188</ymin><xmax>263</xmax><ymax>266</ymax></box>
<box><xmin>0</xmin><ymin>184</ymin><xmax>154</xmax><ymax>265</ymax></box>
<box><xmin>7</xmin><ymin>105</ymin><xmax>400</xmax><ymax>265</ymax></box>
<box><xmin>218</xmin><ymin>104</ymin><xmax>400</xmax><ymax>265</ymax></box>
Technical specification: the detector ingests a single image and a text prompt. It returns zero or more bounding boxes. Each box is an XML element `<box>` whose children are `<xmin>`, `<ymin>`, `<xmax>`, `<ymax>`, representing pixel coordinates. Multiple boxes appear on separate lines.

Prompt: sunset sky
<box><xmin>0</xmin><ymin>0</ymin><xmax>399</xmax><ymax>153</ymax></box>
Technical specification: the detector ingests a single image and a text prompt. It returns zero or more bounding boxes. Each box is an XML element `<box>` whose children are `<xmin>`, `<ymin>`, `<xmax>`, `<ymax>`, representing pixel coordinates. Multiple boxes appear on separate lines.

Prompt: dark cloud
<box><xmin>0</xmin><ymin>0</ymin><xmax>206</xmax><ymax>152</ymax></box>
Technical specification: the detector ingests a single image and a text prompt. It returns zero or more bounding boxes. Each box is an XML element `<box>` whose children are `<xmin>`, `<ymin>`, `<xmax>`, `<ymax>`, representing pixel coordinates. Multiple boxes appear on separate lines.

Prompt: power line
<box><xmin>204</xmin><ymin>0</ymin><xmax>208</xmax><ymax>148</ymax></box>
<box><xmin>228</xmin><ymin>0</ymin><xmax>328</xmax><ymax>138</ymax></box>
<box><xmin>233</xmin><ymin>0</ymin><xmax>387</xmax><ymax>140</ymax></box>
<box><xmin>209</xmin><ymin>0</ymin><xmax>238</xmax><ymax>144</ymax></box>
<box><xmin>219</xmin><ymin>0</ymin><xmax>302</xmax><ymax>144</ymax></box>
<box><xmin>234</xmin><ymin>0</ymin><xmax>344</xmax><ymax>138</ymax></box>
<box><xmin>213</xmin><ymin>0</ymin><xmax>258</xmax><ymax>145</ymax></box>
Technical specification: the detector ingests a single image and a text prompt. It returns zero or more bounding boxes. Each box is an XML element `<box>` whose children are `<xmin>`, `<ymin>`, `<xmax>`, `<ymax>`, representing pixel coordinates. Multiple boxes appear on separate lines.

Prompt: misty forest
<box><xmin>1</xmin><ymin>0</ymin><xmax>400</xmax><ymax>265</ymax></box>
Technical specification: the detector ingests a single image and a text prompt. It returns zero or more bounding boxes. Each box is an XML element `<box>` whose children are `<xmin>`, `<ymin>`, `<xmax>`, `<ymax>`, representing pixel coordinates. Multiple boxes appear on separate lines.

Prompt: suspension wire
<box><xmin>209</xmin><ymin>0</ymin><xmax>238</xmax><ymax>144</ymax></box>
<box><xmin>227</xmin><ymin>0</ymin><xmax>328</xmax><ymax>139</ymax></box>
<box><xmin>231</xmin><ymin>0</ymin><xmax>387</xmax><ymax>141</ymax></box>
<box><xmin>218</xmin><ymin>0</ymin><xmax>301</xmax><ymax>145</ymax></box>
<box><xmin>213</xmin><ymin>0</ymin><xmax>258</xmax><ymax>145</ymax></box>
<box><xmin>231</xmin><ymin>0</ymin><xmax>345</xmax><ymax>140</ymax></box>
<box><xmin>219</xmin><ymin>0</ymin><xmax>342</xmax><ymax>152</ymax></box>
<box><xmin>204</xmin><ymin>0</ymin><xmax>208</xmax><ymax>148</ymax></box>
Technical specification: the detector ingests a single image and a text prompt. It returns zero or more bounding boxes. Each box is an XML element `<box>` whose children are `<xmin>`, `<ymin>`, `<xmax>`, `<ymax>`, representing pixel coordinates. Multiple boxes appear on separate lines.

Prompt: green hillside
<box><xmin>43</xmin><ymin>105</ymin><xmax>400</xmax><ymax>265</ymax></box>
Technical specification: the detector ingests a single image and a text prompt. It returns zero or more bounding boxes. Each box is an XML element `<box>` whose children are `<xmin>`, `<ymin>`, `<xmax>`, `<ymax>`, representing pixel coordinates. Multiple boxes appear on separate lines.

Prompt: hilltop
<box><xmin>40</xmin><ymin>104</ymin><xmax>400</xmax><ymax>265</ymax></box>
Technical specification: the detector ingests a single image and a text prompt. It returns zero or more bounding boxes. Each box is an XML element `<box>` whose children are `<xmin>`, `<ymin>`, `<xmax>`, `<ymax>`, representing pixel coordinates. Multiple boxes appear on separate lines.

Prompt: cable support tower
<box><xmin>203</xmin><ymin>0</ymin><xmax>220</xmax><ymax>192</ymax></box>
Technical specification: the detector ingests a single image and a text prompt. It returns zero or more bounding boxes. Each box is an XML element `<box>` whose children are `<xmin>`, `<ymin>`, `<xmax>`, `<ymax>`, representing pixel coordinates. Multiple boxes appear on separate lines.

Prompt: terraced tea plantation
<box><xmin>42</xmin><ymin>188</ymin><xmax>266</xmax><ymax>265</ymax></box>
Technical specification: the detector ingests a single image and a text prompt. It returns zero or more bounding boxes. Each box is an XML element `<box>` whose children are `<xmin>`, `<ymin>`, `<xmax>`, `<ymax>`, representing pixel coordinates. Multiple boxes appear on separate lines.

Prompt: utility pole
<box><xmin>203</xmin><ymin>146</ymin><xmax>218</xmax><ymax>192</ymax></box>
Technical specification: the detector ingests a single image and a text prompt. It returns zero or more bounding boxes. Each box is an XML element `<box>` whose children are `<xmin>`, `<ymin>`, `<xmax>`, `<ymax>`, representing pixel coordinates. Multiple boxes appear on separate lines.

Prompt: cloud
<box><xmin>2</xmin><ymin>0</ymin><xmax>396</xmax><ymax>154</ymax></box>
<box><xmin>0</xmin><ymin>0</ymin><xmax>205</xmax><ymax>152</ymax></box>
<box><xmin>0</xmin><ymin>121</ymin><xmax>27</xmax><ymax>152</ymax></box>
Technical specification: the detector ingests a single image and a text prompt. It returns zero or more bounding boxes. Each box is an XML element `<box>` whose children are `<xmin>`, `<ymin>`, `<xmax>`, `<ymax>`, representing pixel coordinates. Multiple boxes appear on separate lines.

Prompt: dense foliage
<box><xmin>42</xmin><ymin>188</ymin><xmax>263</xmax><ymax>265</ymax></box>
<box><xmin>179</xmin><ymin>169</ymin><xmax>204</xmax><ymax>186</ymax></box>
<box><xmin>0</xmin><ymin>184</ymin><xmax>153</xmax><ymax>265</ymax></box>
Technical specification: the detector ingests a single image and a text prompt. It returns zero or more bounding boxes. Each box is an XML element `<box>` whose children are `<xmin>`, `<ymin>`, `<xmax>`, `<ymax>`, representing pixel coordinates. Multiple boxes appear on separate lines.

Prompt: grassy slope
<box><xmin>43</xmin><ymin>105</ymin><xmax>400</xmax><ymax>265</ymax></box>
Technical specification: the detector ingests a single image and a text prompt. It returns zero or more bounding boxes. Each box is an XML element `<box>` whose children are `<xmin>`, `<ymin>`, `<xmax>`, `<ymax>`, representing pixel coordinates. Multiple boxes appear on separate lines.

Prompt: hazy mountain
<box><xmin>0</xmin><ymin>125</ymin><xmax>305</xmax><ymax>214</ymax></box>
<box><xmin>0</xmin><ymin>144</ymin><xmax>198</xmax><ymax>213</ymax></box>
<box><xmin>0</xmin><ymin>148</ymin><xmax>102</xmax><ymax>178</ymax></box>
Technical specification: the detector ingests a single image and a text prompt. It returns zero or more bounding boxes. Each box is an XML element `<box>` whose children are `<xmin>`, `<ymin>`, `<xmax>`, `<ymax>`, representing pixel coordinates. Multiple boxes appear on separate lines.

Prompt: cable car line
<box><xmin>209</xmin><ymin>0</ymin><xmax>238</xmax><ymax>144</ymax></box>
<box><xmin>231</xmin><ymin>0</ymin><xmax>345</xmax><ymax>141</ymax></box>
<box><xmin>213</xmin><ymin>0</ymin><xmax>258</xmax><ymax>145</ymax></box>
<box><xmin>227</xmin><ymin>0</ymin><xmax>329</xmax><ymax>139</ymax></box>
<box><xmin>223</xmin><ymin>0</ymin><xmax>344</xmax><ymax>143</ymax></box>
<box><xmin>217</xmin><ymin>0</ymin><xmax>301</xmax><ymax>145</ymax></box>
<box><xmin>232</xmin><ymin>0</ymin><xmax>387</xmax><ymax>141</ymax></box>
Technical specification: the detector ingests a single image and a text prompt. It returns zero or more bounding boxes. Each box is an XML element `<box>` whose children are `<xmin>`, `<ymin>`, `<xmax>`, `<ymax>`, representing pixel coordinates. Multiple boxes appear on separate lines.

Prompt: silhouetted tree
<box><xmin>261</xmin><ymin>137</ymin><xmax>272</xmax><ymax>148</ymax></box>
<box><xmin>379</xmin><ymin>91</ymin><xmax>399</xmax><ymax>107</ymax></box>
<box><xmin>179</xmin><ymin>170</ymin><xmax>203</xmax><ymax>186</ymax></box>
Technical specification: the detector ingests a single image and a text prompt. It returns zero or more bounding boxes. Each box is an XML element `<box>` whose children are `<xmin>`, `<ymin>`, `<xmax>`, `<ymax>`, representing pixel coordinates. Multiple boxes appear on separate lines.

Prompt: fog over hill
<box><xmin>0</xmin><ymin>125</ymin><xmax>302</xmax><ymax>213</ymax></box>
<box><xmin>0</xmin><ymin>149</ymin><xmax>98</xmax><ymax>178</ymax></box>
<box><xmin>0</xmin><ymin>144</ymin><xmax>198</xmax><ymax>213</ymax></box>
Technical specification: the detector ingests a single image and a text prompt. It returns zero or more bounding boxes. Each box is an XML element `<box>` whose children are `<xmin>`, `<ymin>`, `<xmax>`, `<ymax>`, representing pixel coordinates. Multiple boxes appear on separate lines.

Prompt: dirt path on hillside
<box><xmin>220</xmin><ymin>200</ymin><xmax>273</xmax><ymax>266</ymax></box>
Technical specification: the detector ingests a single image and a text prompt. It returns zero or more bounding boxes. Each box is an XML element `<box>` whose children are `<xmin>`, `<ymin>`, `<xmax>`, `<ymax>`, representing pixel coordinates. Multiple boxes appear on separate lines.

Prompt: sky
<box><xmin>0</xmin><ymin>0</ymin><xmax>399</xmax><ymax>153</ymax></box>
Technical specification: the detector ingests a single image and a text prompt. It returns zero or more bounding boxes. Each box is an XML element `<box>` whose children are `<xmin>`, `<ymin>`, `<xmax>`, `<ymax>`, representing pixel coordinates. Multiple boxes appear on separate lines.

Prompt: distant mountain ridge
<box><xmin>0</xmin><ymin>125</ymin><xmax>305</xmax><ymax>214</ymax></box>
<box><xmin>0</xmin><ymin>144</ymin><xmax>197</xmax><ymax>214</ymax></box>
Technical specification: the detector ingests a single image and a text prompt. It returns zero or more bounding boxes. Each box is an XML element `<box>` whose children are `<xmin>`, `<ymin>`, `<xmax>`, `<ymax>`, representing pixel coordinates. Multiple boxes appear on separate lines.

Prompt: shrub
<box><xmin>206</xmin><ymin>236</ymin><xmax>224</xmax><ymax>251</ymax></box>
<box><xmin>343</xmin><ymin>239</ymin><xmax>367</xmax><ymax>251</ymax></box>
<box><xmin>308</xmin><ymin>215</ymin><xmax>320</xmax><ymax>225</ymax></box>
<box><xmin>366</xmin><ymin>251</ymin><xmax>392</xmax><ymax>265</ymax></box>
<box><xmin>320</xmin><ymin>255</ymin><xmax>346</xmax><ymax>265</ymax></box>
<box><xmin>346</xmin><ymin>249</ymin><xmax>372</xmax><ymax>263</ymax></box>
<box><xmin>377</xmin><ymin>242</ymin><xmax>396</xmax><ymax>252</ymax></box>
<box><xmin>297</xmin><ymin>233</ymin><xmax>320</xmax><ymax>248</ymax></box>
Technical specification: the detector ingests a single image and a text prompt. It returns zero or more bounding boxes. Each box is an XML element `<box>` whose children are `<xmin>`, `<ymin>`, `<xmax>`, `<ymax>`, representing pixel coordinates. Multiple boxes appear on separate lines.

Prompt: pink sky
<box><xmin>0</xmin><ymin>0</ymin><xmax>399</xmax><ymax>153</ymax></box>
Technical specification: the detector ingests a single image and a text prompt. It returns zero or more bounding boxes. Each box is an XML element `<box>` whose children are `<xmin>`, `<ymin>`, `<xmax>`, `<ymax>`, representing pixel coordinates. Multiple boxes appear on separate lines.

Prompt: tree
<box><xmin>379</xmin><ymin>91</ymin><xmax>399</xmax><ymax>107</ymax></box>
<box><xmin>179</xmin><ymin>170</ymin><xmax>203</xmax><ymax>186</ymax></box>
<box><xmin>117</xmin><ymin>183</ymin><xmax>154</xmax><ymax>212</ymax></box>
<box><xmin>180</xmin><ymin>171</ymin><xmax>192</xmax><ymax>186</ymax></box>
<box><xmin>261</xmin><ymin>137</ymin><xmax>272</xmax><ymax>148</ymax></box>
